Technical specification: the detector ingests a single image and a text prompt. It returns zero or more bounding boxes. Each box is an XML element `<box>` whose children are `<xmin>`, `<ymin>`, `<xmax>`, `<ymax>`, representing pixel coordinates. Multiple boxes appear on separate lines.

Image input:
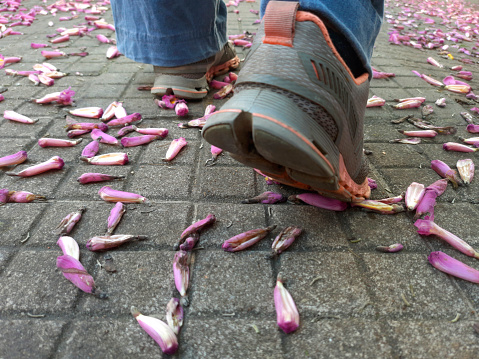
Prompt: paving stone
<box><xmin>82</xmin><ymin>251</ymin><xmax>175</xmax><ymax>315</ymax></box>
<box><xmin>0</xmin><ymin>203</ymin><xmax>48</xmax><ymax>245</ymax></box>
<box><xmin>387</xmin><ymin>320</ymin><xmax>479</xmax><ymax>359</ymax></box>
<box><xmin>28</xmin><ymin>201</ymin><xmax>112</xmax><ymax>247</ymax></box>
<box><xmin>284</xmin><ymin>319</ymin><xmax>392</xmax><ymax>359</ymax></box>
<box><xmin>57</xmin><ymin>319</ymin><xmax>166</xmax><ymax>359</ymax></box>
<box><xmin>108</xmin><ymin>63</ymin><xmax>142</xmax><ymax>74</ymax></box>
<box><xmin>370</xmin><ymin>87</ymin><xmax>411</xmax><ymax>101</ymax></box>
<box><xmin>420</xmin><ymin>143</ymin><xmax>477</xmax><ymax>166</ymax></box>
<box><xmin>0</xmin><ymin>117</ymin><xmax>52</xmax><ymax>139</ymax></box>
<box><xmin>56</xmin><ymin>165</ymin><xmax>132</xmax><ymax>200</ymax></box>
<box><xmin>77</xmin><ymin>83</ymin><xmax>128</xmax><ymax>99</ymax></box>
<box><xmin>127</xmin><ymin>164</ymin><xmax>193</xmax><ymax>200</ymax></box>
<box><xmin>369</xmin><ymin>77</ymin><xmax>402</xmax><ymax>88</ymax></box>
<box><xmin>0</xmin><ymin>250</ymin><xmax>92</xmax><ymax>312</ymax></box>
<box><xmin>115</xmin><ymin>98</ymin><xmax>162</xmax><ymax>117</ymax></box>
<box><xmin>379</xmin><ymin>168</ymin><xmax>443</xmax><ymax>196</ymax></box>
<box><xmin>345</xmin><ymin>211</ymin><xmax>428</xmax><ymax>251</ymax></box>
<box><xmin>131</xmin><ymin>71</ymin><xmax>156</xmax><ymax>86</ymax></box>
<box><xmin>0</xmin><ymin>84</ymin><xmax>44</xmax><ymax>100</ymax></box>
<box><xmin>95</xmin><ymin>72</ymin><xmax>136</xmax><ymax>84</ymax></box>
<box><xmin>140</xmin><ymin>139</ymin><xmax>199</xmax><ymax>165</ymax></box>
<box><xmin>194</xmin><ymin>202</ymin><xmax>267</xmax><ymax>249</ymax></box>
<box><xmin>364</xmin><ymin>120</ymin><xmax>425</xmax><ymax>142</ymax></box>
<box><xmin>269</xmin><ymin>205</ymin><xmax>350</xmax><ymax>250</ymax></box>
<box><xmin>112</xmin><ymin>202</ymin><xmax>192</xmax><ymax>247</ymax></box>
<box><xmin>27</xmin><ymin>138</ymin><xmax>85</xmax><ymax>162</ymax></box>
<box><xmin>34</xmin><ymin>200</ymin><xmax>186</xmax><ymax>249</ymax></box>
<box><xmin>0</xmin><ymin>319</ymin><xmax>66</xmax><ymax>359</ymax></box>
<box><xmin>0</xmin><ymin>249</ymin><xmax>13</xmax><ymax>273</ymax></box>
<box><xmin>194</xmin><ymin>166</ymin><xmax>256</xmax><ymax>201</ymax></box>
<box><xmin>189</xmin><ymin>251</ymin><xmax>274</xmax><ymax>315</ymax></box>
<box><xmin>279</xmin><ymin>252</ymin><xmax>372</xmax><ymax>317</ymax></box>
<box><xmin>67</xmin><ymin>62</ymin><xmax>108</xmax><ymax>76</ymax></box>
<box><xmin>362</xmin><ymin>253</ymin><xmax>470</xmax><ymax>319</ymax></box>
<box><xmin>198</xmin><ymin>140</ymin><xmax>239</xmax><ymax>166</ymax></box>
<box><xmin>0</xmin><ymin>138</ymin><xmax>33</xmax><ymax>155</ymax></box>
<box><xmin>16</xmin><ymin>101</ymin><xmax>73</xmax><ymax>118</ymax></box>
<box><xmin>364</xmin><ymin>142</ymin><xmax>428</xmax><ymax>168</ymax></box>
<box><xmin>180</xmin><ymin>318</ymin><xmax>283</xmax><ymax>359</ymax></box>
<box><xmin>0</xmin><ymin>163</ymin><xmax>69</xmax><ymax>197</ymax></box>
<box><xmin>430</xmin><ymin>202</ymin><xmax>479</xmax><ymax>247</ymax></box>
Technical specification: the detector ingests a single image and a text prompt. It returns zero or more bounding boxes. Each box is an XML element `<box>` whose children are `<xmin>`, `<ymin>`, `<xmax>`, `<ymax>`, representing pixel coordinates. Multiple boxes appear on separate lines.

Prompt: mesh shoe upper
<box><xmin>235</xmin><ymin>15</ymin><xmax>370</xmax><ymax>184</ymax></box>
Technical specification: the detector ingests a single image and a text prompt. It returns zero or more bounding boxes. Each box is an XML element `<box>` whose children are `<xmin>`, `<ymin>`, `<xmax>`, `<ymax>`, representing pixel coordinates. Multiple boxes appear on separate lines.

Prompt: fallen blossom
<box><xmin>457</xmin><ymin>159</ymin><xmax>474</xmax><ymax>185</ymax></box>
<box><xmin>7</xmin><ymin>191</ymin><xmax>46</xmax><ymax>203</ymax></box>
<box><xmin>443</xmin><ymin>142</ymin><xmax>477</xmax><ymax>152</ymax></box>
<box><xmin>213</xmin><ymin>83</ymin><xmax>234</xmax><ymax>99</ymax></box>
<box><xmin>271</xmin><ymin>226</ymin><xmax>302</xmax><ymax>256</ymax></box>
<box><xmin>131</xmin><ymin>307</ymin><xmax>178</xmax><ymax>355</ymax></box>
<box><xmin>376</xmin><ymin>243</ymin><xmax>404</xmax><ymax>253</ymax></box>
<box><xmin>242</xmin><ymin>191</ymin><xmax>286</xmax><ymax>204</ymax></box>
<box><xmin>81</xmin><ymin>138</ymin><xmax>101</xmax><ymax>158</ymax></box>
<box><xmin>54</xmin><ymin>208</ymin><xmax>85</xmax><ymax>235</ymax></box>
<box><xmin>389</xmin><ymin>138</ymin><xmax>421</xmax><ymax>144</ymax></box>
<box><xmin>91</xmin><ymin>129</ymin><xmax>119</xmax><ymax>145</ymax></box>
<box><xmin>69</xmin><ymin>107</ymin><xmax>103</xmax><ymax>119</ymax></box>
<box><xmin>274</xmin><ymin>275</ymin><xmax>299</xmax><ymax>334</ymax></box>
<box><xmin>351</xmin><ymin>200</ymin><xmax>405</xmax><ymax>214</ymax></box>
<box><xmin>57</xmin><ymin>236</ymin><xmax>80</xmax><ymax>260</ymax></box>
<box><xmin>86</xmin><ymin>234</ymin><xmax>148</xmax><ymax>251</ymax></box>
<box><xmin>77</xmin><ymin>172</ymin><xmax>125</xmax><ymax>184</ymax></box>
<box><xmin>288</xmin><ymin>193</ymin><xmax>348</xmax><ymax>211</ymax></box>
<box><xmin>163</xmin><ymin>137</ymin><xmax>187</xmax><ymax>161</ymax></box>
<box><xmin>173</xmin><ymin>250</ymin><xmax>190</xmax><ymax>297</ymax></box>
<box><xmin>0</xmin><ymin>150</ymin><xmax>27</xmax><ymax>167</ymax></box>
<box><xmin>6</xmin><ymin>156</ymin><xmax>64</xmax><ymax>177</ymax></box>
<box><xmin>366</xmin><ymin>95</ymin><xmax>386</xmax><ymax>107</ymax></box>
<box><xmin>222</xmin><ymin>225</ymin><xmax>276</xmax><ymax>252</ymax></box>
<box><xmin>165</xmin><ymin>298</ymin><xmax>183</xmax><ymax>335</ymax></box>
<box><xmin>38</xmin><ymin>138</ymin><xmax>82</xmax><ymax>147</ymax></box>
<box><xmin>81</xmin><ymin>153</ymin><xmax>129</xmax><ymax>166</ymax></box>
<box><xmin>98</xmin><ymin>186</ymin><xmax>146</xmax><ymax>203</ymax></box>
<box><xmin>4</xmin><ymin>110</ymin><xmax>38</xmax><ymax>124</ymax></box>
<box><xmin>121</xmin><ymin>135</ymin><xmax>160</xmax><ymax>148</ymax></box>
<box><xmin>57</xmin><ymin>255</ymin><xmax>106</xmax><ymax>297</ymax></box>
<box><xmin>415</xmin><ymin>219</ymin><xmax>479</xmax><ymax>259</ymax></box>
<box><xmin>428</xmin><ymin>251</ymin><xmax>479</xmax><ymax>284</ymax></box>
<box><xmin>405</xmin><ymin>182</ymin><xmax>425</xmax><ymax>211</ymax></box>
<box><xmin>179</xmin><ymin>214</ymin><xmax>216</xmax><ymax>243</ymax></box>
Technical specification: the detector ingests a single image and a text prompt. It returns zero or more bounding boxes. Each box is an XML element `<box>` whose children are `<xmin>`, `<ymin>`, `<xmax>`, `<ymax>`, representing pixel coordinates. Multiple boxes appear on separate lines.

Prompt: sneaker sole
<box><xmin>202</xmin><ymin>88</ymin><xmax>370</xmax><ymax>202</ymax></box>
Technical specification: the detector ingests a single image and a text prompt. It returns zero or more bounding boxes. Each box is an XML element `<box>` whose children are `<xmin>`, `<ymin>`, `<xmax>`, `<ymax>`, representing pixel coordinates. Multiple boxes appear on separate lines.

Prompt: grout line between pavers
<box><xmin>0</xmin><ymin>308</ymin><xmax>472</xmax><ymax>323</ymax></box>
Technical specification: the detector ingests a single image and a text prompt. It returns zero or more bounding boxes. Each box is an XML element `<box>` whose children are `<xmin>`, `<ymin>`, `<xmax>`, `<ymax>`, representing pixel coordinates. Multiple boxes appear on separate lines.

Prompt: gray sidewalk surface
<box><xmin>1</xmin><ymin>0</ymin><xmax>479</xmax><ymax>358</ymax></box>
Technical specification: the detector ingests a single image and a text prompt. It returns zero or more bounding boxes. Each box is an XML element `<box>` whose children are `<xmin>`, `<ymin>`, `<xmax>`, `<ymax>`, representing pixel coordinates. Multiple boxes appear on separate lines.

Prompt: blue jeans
<box><xmin>111</xmin><ymin>0</ymin><xmax>383</xmax><ymax>74</ymax></box>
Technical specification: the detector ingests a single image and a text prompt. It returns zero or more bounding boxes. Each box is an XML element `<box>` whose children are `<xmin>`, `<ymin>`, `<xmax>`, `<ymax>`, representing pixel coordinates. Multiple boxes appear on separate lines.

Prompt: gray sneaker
<box><xmin>151</xmin><ymin>42</ymin><xmax>240</xmax><ymax>99</ymax></box>
<box><xmin>202</xmin><ymin>1</ymin><xmax>371</xmax><ymax>202</ymax></box>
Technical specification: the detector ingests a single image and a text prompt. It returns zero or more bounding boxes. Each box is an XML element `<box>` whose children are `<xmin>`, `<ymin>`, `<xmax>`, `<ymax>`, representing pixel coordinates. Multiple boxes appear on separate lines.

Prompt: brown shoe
<box><xmin>151</xmin><ymin>42</ymin><xmax>240</xmax><ymax>99</ymax></box>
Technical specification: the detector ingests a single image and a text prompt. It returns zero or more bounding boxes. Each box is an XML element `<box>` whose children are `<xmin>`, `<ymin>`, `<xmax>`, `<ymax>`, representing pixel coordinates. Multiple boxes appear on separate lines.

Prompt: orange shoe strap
<box><xmin>262</xmin><ymin>1</ymin><xmax>299</xmax><ymax>47</ymax></box>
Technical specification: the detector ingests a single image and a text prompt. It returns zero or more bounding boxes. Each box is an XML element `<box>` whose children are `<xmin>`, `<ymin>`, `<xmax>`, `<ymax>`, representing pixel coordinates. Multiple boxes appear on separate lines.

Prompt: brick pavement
<box><xmin>1</xmin><ymin>0</ymin><xmax>479</xmax><ymax>358</ymax></box>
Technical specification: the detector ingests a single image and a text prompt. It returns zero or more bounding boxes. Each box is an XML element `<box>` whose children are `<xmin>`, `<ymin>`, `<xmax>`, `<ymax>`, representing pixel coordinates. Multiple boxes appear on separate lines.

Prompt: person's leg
<box><xmin>111</xmin><ymin>0</ymin><xmax>239</xmax><ymax>98</ymax></box>
<box><xmin>202</xmin><ymin>1</ymin><xmax>384</xmax><ymax>202</ymax></box>
<box><xmin>111</xmin><ymin>0</ymin><xmax>227</xmax><ymax>66</ymax></box>
<box><xmin>260</xmin><ymin>0</ymin><xmax>384</xmax><ymax>77</ymax></box>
